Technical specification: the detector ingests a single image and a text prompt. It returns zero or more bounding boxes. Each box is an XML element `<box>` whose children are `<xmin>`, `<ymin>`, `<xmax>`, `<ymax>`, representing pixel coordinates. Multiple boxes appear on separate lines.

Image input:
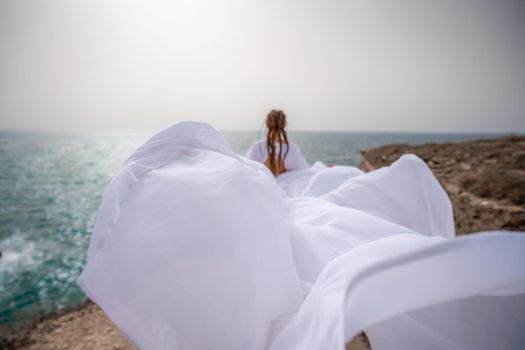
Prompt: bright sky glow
<box><xmin>1</xmin><ymin>0</ymin><xmax>524</xmax><ymax>132</ymax></box>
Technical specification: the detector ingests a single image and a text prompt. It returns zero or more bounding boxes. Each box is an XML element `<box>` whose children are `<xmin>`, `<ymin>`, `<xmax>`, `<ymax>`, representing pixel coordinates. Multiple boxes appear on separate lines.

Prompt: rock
<box><xmin>459</xmin><ymin>162</ymin><xmax>472</xmax><ymax>170</ymax></box>
<box><xmin>508</xmin><ymin>210</ymin><xmax>525</xmax><ymax>226</ymax></box>
<box><xmin>347</xmin><ymin>333</ymin><xmax>371</xmax><ymax>350</ymax></box>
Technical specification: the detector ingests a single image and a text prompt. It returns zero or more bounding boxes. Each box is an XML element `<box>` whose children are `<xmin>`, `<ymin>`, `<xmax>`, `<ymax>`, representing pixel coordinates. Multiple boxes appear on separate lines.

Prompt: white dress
<box><xmin>77</xmin><ymin>121</ymin><xmax>525</xmax><ymax>350</ymax></box>
<box><xmin>245</xmin><ymin>140</ymin><xmax>310</xmax><ymax>172</ymax></box>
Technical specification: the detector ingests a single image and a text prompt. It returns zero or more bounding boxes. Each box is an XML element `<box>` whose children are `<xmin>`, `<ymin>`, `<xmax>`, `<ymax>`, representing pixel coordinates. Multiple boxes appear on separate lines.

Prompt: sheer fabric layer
<box><xmin>78</xmin><ymin>122</ymin><xmax>525</xmax><ymax>350</ymax></box>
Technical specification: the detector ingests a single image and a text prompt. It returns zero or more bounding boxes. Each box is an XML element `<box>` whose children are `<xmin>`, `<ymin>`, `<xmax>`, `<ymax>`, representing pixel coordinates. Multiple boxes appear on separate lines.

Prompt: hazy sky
<box><xmin>1</xmin><ymin>0</ymin><xmax>524</xmax><ymax>132</ymax></box>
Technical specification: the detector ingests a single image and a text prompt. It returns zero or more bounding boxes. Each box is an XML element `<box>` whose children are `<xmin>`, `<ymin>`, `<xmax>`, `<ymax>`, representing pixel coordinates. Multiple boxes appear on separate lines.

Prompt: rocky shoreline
<box><xmin>360</xmin><ymin>134</ymin><xmax>525</xmax><ymax>234</ymax></box>
<box><xmin>3</xmin><ymin>135</ymin><xmax>524</xmax><ymax>350</ymax></box>
<box><xmin>0</xmin><ymin>301</ymin><xmax>136</xmax><ymax>350</ymax></box>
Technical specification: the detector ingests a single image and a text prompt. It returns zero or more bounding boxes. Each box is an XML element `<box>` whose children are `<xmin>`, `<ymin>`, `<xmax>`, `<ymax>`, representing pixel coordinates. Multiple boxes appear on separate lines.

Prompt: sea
<box><xmin>0</xmin><ymin>129</ymin><xmax>505</xmax><ymax>327</ymax></box>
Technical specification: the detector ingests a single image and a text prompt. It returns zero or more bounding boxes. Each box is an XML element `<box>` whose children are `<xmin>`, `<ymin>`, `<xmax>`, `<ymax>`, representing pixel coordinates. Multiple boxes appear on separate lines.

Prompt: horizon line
<box><xmin>0</xmin><ymin>126</ymin><xmax>522</xmax><ymax>135</ymax></box>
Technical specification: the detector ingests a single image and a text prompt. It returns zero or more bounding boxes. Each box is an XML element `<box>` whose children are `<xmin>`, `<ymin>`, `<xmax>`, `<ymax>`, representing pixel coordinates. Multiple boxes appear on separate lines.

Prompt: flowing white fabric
<box><xmin>77</xmin><ymin>122</ymin><xmax>525</xmax><ymax>350</ymax></box>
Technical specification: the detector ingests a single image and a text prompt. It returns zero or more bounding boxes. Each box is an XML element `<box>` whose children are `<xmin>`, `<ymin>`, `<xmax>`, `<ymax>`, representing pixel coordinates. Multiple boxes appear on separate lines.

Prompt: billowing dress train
<box><xmin>77</xmin><ymin>122</ymin><xmax>525</xmax><ymax>350</ymax></box>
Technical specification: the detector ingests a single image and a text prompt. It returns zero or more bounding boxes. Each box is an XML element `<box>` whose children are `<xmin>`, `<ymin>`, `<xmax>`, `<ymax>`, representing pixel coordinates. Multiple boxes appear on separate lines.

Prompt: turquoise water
<box><xmin>0</xmin><ymin>128</ymin><xmax>502</xmax><ymax>326</ymax></box>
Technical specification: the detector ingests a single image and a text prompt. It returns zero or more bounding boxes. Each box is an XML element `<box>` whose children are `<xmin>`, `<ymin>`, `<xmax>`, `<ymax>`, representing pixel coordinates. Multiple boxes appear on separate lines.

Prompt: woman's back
<box><xmin>247</xmin><ymin>109</ymin><xmax>309</xmax><ymax>175</ymax></box>
<box><xmin>246</xmin><ymin>140</ymin><xmax>309</xmax><ymax>173</ymax></box>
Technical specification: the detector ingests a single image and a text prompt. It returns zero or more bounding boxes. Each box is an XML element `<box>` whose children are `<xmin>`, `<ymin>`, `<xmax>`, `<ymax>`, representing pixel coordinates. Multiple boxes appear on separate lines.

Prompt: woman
<box><xmin>247</xmin><ymin>110</ymin><xmax>354</xmax><ymax>198</ymax></box>
<box><xmin>246</xmin><ymin>109</ymin><xmax>309</xmax><ymax>176</ymax></box>
<box><xmin>77</xmin><ymin>121</ymin><xmax>525</xmax><ymax>350</ymax></box>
